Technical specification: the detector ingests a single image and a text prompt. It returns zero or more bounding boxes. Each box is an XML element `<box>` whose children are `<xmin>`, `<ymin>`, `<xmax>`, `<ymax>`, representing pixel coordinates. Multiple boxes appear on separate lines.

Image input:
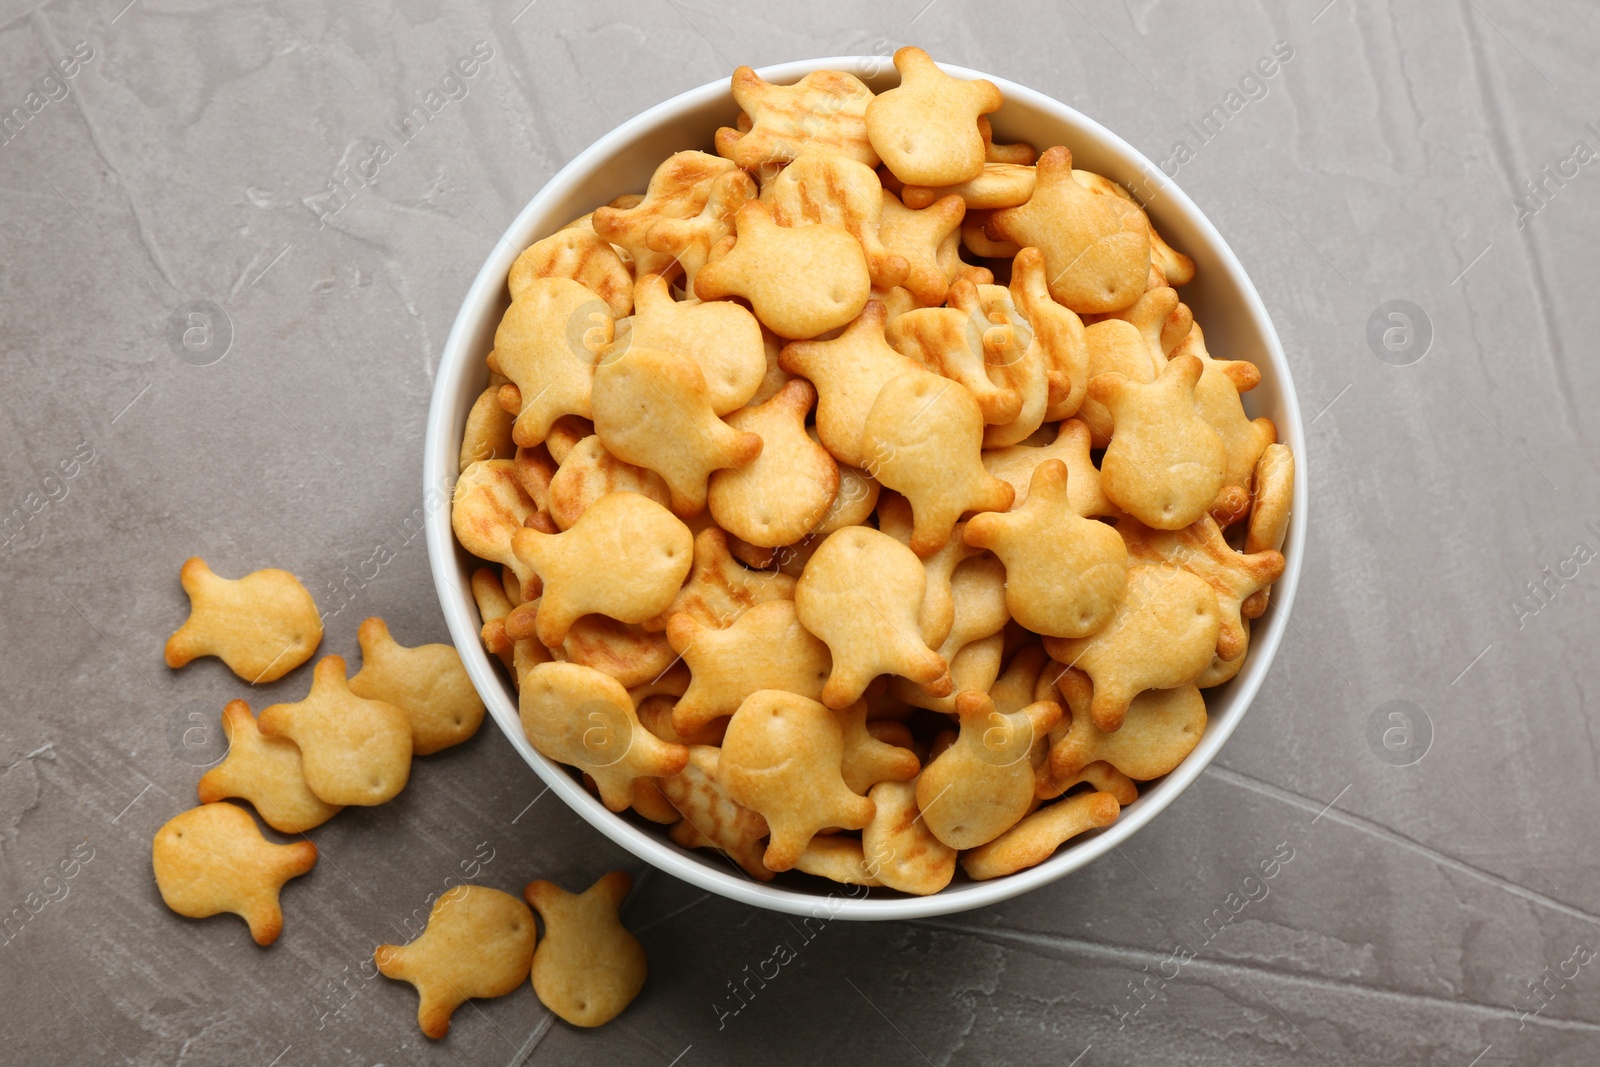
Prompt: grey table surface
<box><xmin>3</xmin><ymin>0</ymin><xmax>1598</xmax><ymax>1064</ymax></box>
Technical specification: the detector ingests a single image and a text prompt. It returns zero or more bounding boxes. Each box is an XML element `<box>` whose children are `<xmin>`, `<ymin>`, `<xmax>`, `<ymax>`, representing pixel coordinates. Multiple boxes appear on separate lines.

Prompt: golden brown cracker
<box><xmin>719</xmin><ymin>690</ymin><xmax>875</xmax><ymax>871</ymax></box>
<box><xmin>1042</xmin><ymin>564</ymin><xmax>1219</xmax><ymax>731</ymax></box>
<box><xmin>708</xmin><ymin>380</ymin><xmax>839</xmax><ymax>548</ymax></box>
<box><xmin>151</xmin><ymin>802</ymin><xmax>317</xmax><ymax>946</ymax></box>
<box><xmin>862</xmin><ymin>778</ymin><xmax>958</xmax><ymax>895</ymax></box>
<box><xmin>646</xmin><ymin>526</ymin><xmax>796</xmax><ymax>632</ymax></box>
<box><xmin>964</xmin><ymin>460</ymin><xmax>1129</xmax><ymax>638</ymax></box>
<box><xmin>460</xmin><ymin>385</ymin><xmax>518</xmax><ymax>471</ymax></box>
<box><xmin>164</xmin><ymin>558</ymin><xmax>321</xmax><ymax>684</ymax></box>
<box><xmin>349</xmin><ymin>617</ymin><xmax>486</xmax><ymax>755</ymax></box>
<box><xmin>1078</xmin><ymin>318</ymin><xmax>1156</xmax><ymax>446</ymax></box>
<box><xmin>375</xmin><ymin>885</ymin><xmax>538</xmax><ymax>1039</ymax></box>
<box><xmin>659</xmin><ymin>745</ymin><xmax>772</xmax><ymax>880</ymax></box>
<box><xmin>626</xmin><ymin>272</ymin><xmax>766</xmax><ymax>415</ymax></box>
<box><xmin>197</xmin><ymin>700</ymin><xmax>341</xmax><ymax>833</ymax></box>
<box><xmin>793</xmin><ymin>835</ymin><xmax>883</xmax><ymax>886</ymax></box>
<box><xmin>859</xmin><ymin>371</ymin><xmax>1015</xmax><ymax>555</ymax></box>
<box><xmin>960</xmin><ymin>790</ymin><xmax>1120</xmax><ymax>880</ymax></box>
<box><xmin>982</xmin><ymin>419</ymin><xmax>1118</xmax><ymax>518</ymax></box>
<box><xmin>667</xmin><ymin>599</ymin><xmax>832</xmax><ymax>733</ymax></box>
<box><xmin>986</xmin><ymin>146</ymin><xmax>1150</xmax><ymax>314</ymax></box>
<box><xmin>512</xmin><ymin>444</ymin><xmax>558</xmax><ymax>512</ymax></box>
<box><xmin>643</xmin><ymin>169</ymin><xmax>758</xmax><ymax>294</ymax></box>
<box><xmin>978</xmin><ymin>115</ymin><xmax>1037</xmax><ymax>165</ymax></box>
<box><xmin>876</xmin><ymin>493</ymin><xmax>981</xmax><ymax>647</ymax></box>
<box><xmin>1192</xmin><ymin>363</ymin><xmax>1276</xmax><ymax>525</ymax></box>
<box><xmin>695</xmin><ymin>200</ymin><xmax>871</xmax><ymax>339</ymax></box>
<box><xmin>1071</xmin><ymin>167</ymin><xmax>1194</xmax><ymax>286</ymax></box>
<box><xmin>833</xmin><ymin>699</ymin><xmax>921</xmax><ymax>795</ymax></box>
<box><xmin>890</xmin><ymin>553</ymin><xmax>1010</xmax><ymax>712</ymax></box>
<box><xmin>471</xmin><ymin>566</ymin><xmax>517</xmax><ymax>672</ymax></box>
<box><xmin>867</xmin><ymin>46</ymin><xmax>1002</xmax><ymax>186</ymax></box>
<box><xmin>1091</xmin><ymin>353</ymin><xmax>1226</xmax><ymax>530</ymax></box>
<box><xmin>591</xmin><ymin>344</ymin><xmax>763</xmax><ymax>517</ymax></box>
<box><xmin>546</xmin><ymin>435</ymin><xmax>673</xmax><ymax>531</ymax></box>
<box><xmin>509</xmin><ymin>227</ymin><xmax>633</xmax><ymax>319</ymax></box>
<box><xmin>1047</xmin><ymin>666</ymin><xmax>1206</xmax><ymax>781</ymax></box>
<box><xmin>1118</xmin><ymin>515</ymin><xmax>1284</xmax><ymax>661</ymax></box>
<box><xmin>511</xmin><ymin>491</ymin><xmax>692</xmax><ymax>646</ymax></box>
<box><xmin>884</xmin><ymin>303</ymin><xmax>1021</xmax><ymax>424</ymax></box>
<box><xmin>525</xmin><ymin>871</ymin><xmax>647</xmax><ymax>1027</ymax></box>
<box><xmin>778</xmin><ymin>300</ymin><xmax>922</xmax><ymax>467</ymax></box>
<box><xmin>762</xmin><ymin>149</ymin><xmax>909</xmax><ymax>288</ymax></box>
<box><xmin>495</xmin><ymin>277</ymin><xmax>614</xmax><ymax>447</ymax></box>
<box><xmin>258</xmin><ymin>655</ymin><xmax>413</xmax><ymax>806</ymax></box>
<box><xmin>1241</xmin><ymin>443</ymin><xmax>1293</xmax><ymax>618</ymax></box>
<box><xmin>718</xmin><ymin>66</ymin><xmax>878</xmax><ymax>170</ymax></box>
<box><xmin>878</xmin><ymin>190</ymin><xmax>967</xmax><ymax>306</ymax></box>
<box><xmin>592</xmin><ymin>151</ymin><xmax>738</xmax><ymax>276</ymax></box>
<box><xmin>915</xmin><ymin>690</ymin><xmax>1060</xmax><ymax>850</ymax></box>
<box><xmin>559</xmin><ymin>615</ymin><xmax>676</xmax><ymax>689</ymax></box>
<box><xmin>1009</xmin><ymin>245</ymin><xmax>1089</xmax><ymax>420</ymax></box>
<box><xmin>903</xmin><ymin>162</ymin><xmax>1035</xmax><ymax>211</ymax></box>
<box><xmin>452</xmin><ymin>459</ymin><xmax>542</xmax><ymax>599</ymax></box>
<box><xmin>518</xmin><ymin>662</ymin><xmax>688</xmax><ymax>810</ymax></box>
<box><xmin>794</xmin><ymin>526</ymin><xmax>952</xmax><ymax>707</ymax></box>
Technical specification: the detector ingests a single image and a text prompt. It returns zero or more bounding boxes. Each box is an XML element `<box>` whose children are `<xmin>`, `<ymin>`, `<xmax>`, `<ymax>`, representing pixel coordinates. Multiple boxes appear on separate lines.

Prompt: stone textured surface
<box><xmin>2</xmin><ymin>1</ymin><xmax>1598</xmax><ymax>1064</ymax></box>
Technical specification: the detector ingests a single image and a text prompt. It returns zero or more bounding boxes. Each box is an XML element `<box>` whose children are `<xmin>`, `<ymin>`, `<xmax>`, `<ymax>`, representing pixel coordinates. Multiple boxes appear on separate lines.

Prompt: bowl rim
<box><xmin>424</xmin><ymin>55</ymin><xmax>1308</xmax><ymax>920</ymax></box>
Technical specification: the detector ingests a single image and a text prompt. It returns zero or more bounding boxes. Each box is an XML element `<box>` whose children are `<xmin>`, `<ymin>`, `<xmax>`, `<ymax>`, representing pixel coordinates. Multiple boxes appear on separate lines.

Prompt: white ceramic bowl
<box><xmin>425</xmin><ymin>57</ymin><xmax>1307</xmax><ymax>920</ymax></box>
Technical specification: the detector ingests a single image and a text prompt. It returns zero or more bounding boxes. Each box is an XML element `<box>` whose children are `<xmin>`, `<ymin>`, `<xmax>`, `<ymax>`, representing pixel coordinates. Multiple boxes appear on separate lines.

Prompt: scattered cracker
<box><xmin>164</xmin><ymin>558</ymin><xmax>321</xmax><ymax>683</ymax></box>
<box><xmin>375</xmin><ymin>885</ymin><xmax>538</xmax><ymax>1039</ymax></box>
<box><xmin>258</xmin><ymin>655</ymin><xmax>413</xmax><ymax>806</ymax></box>
<box><xmin>349</xmin><ymin>617</ymin><xmax>485</xmax><ymax>755</ymax></box>
<box><xmin>151</xmin><ymin>802</ymin><xmax>317</xmax><ymax>945</ymax></box>
<box><xmin>197</xmin><ymin>700</ymin><xmax>342</xmax><ymax>833</ymax></box>
<box><xmin>525</xmin><ymin>871</ymin><xmax>647</xmax><ymax>1027</ymax></box>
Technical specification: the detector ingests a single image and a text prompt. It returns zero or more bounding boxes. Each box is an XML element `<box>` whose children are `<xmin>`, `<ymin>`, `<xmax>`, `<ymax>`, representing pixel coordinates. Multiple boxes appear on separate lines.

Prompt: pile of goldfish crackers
<box><xmin>453</xmin><ymin>47</ymin><xmax>1295</xmax><ymax>894</ymax></box>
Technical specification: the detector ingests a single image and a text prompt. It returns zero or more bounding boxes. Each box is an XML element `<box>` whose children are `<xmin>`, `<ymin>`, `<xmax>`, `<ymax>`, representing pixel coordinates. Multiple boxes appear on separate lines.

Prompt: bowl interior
<box><xmin>424</xmin><ymin>57</ymin><xmax>1307</xmax><ymax>920</ymax></box>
